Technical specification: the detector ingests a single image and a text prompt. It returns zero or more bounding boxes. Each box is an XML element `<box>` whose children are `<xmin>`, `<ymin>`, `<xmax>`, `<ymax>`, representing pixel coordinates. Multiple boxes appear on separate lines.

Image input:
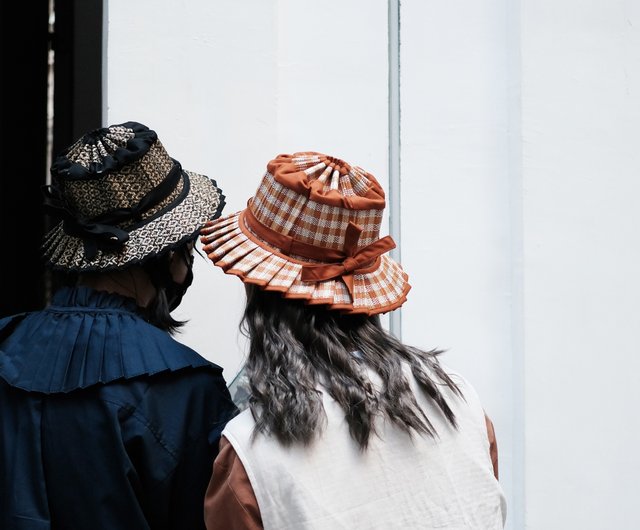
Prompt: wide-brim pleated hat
<box><xmin>200</xmin><ymin>152</ymin><xmax>410</xmax><ymax>315</ymax></box>
<box><xmin>42</xmin><ymin>121</ymin><xmax>225</xmax><ymax>272</ymax></box>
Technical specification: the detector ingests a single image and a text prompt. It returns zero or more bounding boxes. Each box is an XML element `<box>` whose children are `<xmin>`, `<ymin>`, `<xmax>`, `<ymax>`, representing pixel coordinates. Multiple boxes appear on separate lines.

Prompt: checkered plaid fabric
<box><xmin>251</xmin><ymin>167</ymin><xmax>383</xmax><ymax>250</ymax></box>
<box><xmin>200</xmin><ymin>153</ymin><xmax>410</xmax><ymax>315</ymax></box>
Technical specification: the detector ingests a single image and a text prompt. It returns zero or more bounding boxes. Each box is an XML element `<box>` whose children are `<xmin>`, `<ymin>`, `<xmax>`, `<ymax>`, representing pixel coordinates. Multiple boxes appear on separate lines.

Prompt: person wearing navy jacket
<box><xmin>0</xmin><ymin>121</ymin><xmax>238</xmax><ymax>529</ymax></box>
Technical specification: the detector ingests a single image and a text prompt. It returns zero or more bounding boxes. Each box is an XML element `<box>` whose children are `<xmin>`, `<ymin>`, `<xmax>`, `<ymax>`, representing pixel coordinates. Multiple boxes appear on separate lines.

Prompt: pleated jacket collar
<box><xmin>0</xmin><ymin>286</ymin><xmax>217</xmax><ymax>394</ymax></box>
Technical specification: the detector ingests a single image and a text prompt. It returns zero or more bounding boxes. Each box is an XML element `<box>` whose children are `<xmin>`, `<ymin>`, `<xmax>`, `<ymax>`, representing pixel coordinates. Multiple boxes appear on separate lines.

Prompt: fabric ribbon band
<box><xmin>43</xmin><ymin>162</ymin><xmax>183</xmax><ymax>260</ymax></box>
<box><xmin>300</xmin><ymin>223</ymin><xmax>396</xmax><ymax>296</ymax></box>
<box><xmin>243</xmin><ymin>206</ymin><xmax>396</xmax><ymax>296</ymax></box>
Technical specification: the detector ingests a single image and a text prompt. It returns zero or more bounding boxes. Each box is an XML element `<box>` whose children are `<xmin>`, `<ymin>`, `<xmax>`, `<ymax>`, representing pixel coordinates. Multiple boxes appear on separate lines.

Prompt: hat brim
<box><xmin>43</xmin><ymin>171</ymin><xmax>225</xmax><ymax>272</ymax></box>
<box><xmin>200</xmin><ymin>210</ymin><xmax>411</xmax><ymax>315</ymax></box>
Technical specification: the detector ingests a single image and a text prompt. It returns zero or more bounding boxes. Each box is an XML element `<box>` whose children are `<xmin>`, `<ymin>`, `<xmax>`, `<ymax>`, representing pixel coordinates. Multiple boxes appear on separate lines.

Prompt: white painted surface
<box><xmin>521</xmin><ymin>1</ymin><xmax>640</xmax><ymax>528</ymax></box>
<box><xmin>106</xmin><ymin>0</ymin><xmax>281</xmax><ymax>380</ymax></box>
<box><xmin>104</xmin><ymin>1</ymin><xmax>640</xmax><ymax>527</ymax></box>
<box><xmin>106</xmin><ymin>0</ymin><xmax>389</xmax><ymax>381</ymax></box>
<box><xmin>400</xmin><ymin>1</ymin><xmax>515</xmax><ymax>527</ymax></box>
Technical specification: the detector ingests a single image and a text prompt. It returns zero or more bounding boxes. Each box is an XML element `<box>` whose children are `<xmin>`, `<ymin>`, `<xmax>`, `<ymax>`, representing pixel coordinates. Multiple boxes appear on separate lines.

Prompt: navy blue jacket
<box><xmin>0</xmin><ymin>286</ymin><xmax>238</xmax><ymax>530</ymax></box>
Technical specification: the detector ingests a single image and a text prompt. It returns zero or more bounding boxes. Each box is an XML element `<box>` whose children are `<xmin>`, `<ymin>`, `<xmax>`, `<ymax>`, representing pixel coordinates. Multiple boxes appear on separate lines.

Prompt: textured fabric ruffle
<box><xmin>201</xmin><ymin>212</ymin><xmax>411</xmax><ymax>315</ymax></box>
<box><xmin>267</xmin><ymin>152</ymin><xmax>387</xmax><ymax>210</ymax></box>
<box><xmin>50</xmin><ymin>121</ymin><xmax>157</xmax><ymax>181</ymax></box>
<box><xmin>0</xmin><ymin>286</ymin><xmax>217</xmax><ymax>394</ymax></box>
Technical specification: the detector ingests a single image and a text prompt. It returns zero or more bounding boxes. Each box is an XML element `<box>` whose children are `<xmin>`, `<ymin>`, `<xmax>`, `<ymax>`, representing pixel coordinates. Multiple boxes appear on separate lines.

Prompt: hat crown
<box><xmin>250</xmin><ymin>152</ymin><xmax>386</xmax><ymax>256</ymax></box>
<box><xmin>65</xmin><ymin>124</ymin><xmax>136</xmax><ymax>168</ymax></box>
<box><xmin>50</xmin><ymin>122</ymin><xmax>179</xmax><ymax>222</ymax></box>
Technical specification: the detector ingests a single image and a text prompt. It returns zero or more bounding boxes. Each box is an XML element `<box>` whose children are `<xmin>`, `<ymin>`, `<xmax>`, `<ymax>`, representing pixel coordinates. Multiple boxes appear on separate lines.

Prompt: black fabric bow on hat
<box><xmin>42</xmin><ymin>185</ymin><xmax>131</xmax><ymax>260</ymax></box>
<box><xmin>41</xmin><ymin>161</ymin><xmax>183</xmax><ymax>261</ymax></box>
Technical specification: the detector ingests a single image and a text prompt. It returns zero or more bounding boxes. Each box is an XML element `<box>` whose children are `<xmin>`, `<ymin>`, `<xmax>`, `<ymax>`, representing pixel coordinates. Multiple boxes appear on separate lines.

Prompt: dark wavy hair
<box><xmin>241</xmin><ymin>284</ymin><xmax>462</xmax><ymax>450</ymax></box>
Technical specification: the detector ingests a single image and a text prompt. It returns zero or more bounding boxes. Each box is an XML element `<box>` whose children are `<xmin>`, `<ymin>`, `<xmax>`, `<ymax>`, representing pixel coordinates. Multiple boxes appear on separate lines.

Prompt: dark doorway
<box><xmin>0</xmin><ymin>0</ymin><xmax>103</xmax><ymax>318</ymax></box>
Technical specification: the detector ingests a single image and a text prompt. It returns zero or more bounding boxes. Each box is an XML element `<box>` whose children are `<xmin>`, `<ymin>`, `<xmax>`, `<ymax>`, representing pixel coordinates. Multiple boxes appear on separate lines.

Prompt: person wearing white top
<box><xmin>200</xmin><ymin>152</ymin><xmax>507</xmax><ymax>529</ymax></box>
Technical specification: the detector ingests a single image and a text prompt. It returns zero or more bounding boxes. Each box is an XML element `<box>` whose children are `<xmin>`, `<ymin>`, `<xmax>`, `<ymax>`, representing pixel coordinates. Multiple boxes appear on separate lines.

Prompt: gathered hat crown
<box><xmin>49</xmin><ymin>123</ymin><xmax>175</xmax><ymax>222</ymax></box>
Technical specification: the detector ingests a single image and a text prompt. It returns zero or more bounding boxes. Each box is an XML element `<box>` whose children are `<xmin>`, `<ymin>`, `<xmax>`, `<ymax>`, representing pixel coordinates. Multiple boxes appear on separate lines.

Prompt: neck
<box><xmin>78</xmin><ymin>267</ymin><xmax>156</xmax><ymax>308</ymax></box>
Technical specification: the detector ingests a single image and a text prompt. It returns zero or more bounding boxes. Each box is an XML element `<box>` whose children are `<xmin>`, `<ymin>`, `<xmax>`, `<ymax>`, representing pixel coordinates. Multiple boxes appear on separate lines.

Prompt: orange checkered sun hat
<box><xmin>200</xmin><ymin>152</ymin><xmax>411</xmax><ymax>315</ymax></box>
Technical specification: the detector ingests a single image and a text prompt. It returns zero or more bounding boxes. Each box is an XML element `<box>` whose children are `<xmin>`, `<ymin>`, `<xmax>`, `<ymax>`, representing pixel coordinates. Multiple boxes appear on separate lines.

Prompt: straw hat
<box><xmin>42</xmin><ymin>121</ymin><xmax>225</xmax><ymax>271</ymax></box>
<box><xmin>200</xmin><ymin>152</ymin><xmax>410</xmax><ymax>315</ymax></box>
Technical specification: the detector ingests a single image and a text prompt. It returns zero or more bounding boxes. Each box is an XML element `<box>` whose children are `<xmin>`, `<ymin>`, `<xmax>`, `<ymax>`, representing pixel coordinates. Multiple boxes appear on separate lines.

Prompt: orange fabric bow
<box><xmin>300</xmin><ymin>222</ymin><xmax>396</xmax><ymax>297</ymax></box>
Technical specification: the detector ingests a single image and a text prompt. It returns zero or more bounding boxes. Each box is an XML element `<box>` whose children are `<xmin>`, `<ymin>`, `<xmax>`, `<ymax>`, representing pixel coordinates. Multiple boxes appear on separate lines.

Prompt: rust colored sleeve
<box><xmin>484</xmin><ymin>412</ymin><xmax>499</xmax><ymax>480</ymax></box>
<box><xmin>204</xmin><ymin>436</ymin><xmax>263</xmax><ymax>530</ymax></box>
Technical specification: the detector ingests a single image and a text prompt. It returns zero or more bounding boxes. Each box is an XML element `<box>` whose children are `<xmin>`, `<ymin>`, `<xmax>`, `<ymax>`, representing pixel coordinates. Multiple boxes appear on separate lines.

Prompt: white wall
<box><xmin>521</xmin><ymin>1</ymin><xmax>640</xmax><ymax>528</ymax></box>
<box><xmin>106</xmin><ymin>0</ymin><xmax>389</xmax><ymax>384</ymax></box>
<box><xmin>105</xmin><ymin>1</ymin><xmax>640</xmax><ymax>527</ymax></box>
<box><xmin>400</xmin><ymin>1</ymin><xmax>516</xmax><ymax>527</ymax></box>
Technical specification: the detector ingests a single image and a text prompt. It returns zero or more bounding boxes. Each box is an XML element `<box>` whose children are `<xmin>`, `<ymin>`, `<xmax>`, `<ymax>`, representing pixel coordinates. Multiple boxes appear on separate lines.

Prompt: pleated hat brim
<box><xmin>43</xmin><ymin>171</ymin><xmax>225</xmax><ymax>272</ymax></box>
<box><xmin>200</xmin><ymin>210</ymin><xmax>411</xmax><ymax>315</ymax></box>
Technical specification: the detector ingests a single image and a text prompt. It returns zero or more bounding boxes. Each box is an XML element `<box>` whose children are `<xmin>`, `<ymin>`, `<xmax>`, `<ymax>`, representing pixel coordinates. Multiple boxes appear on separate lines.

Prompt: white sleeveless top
<box><xmin>223</xmin><ymin>365</ymin><xmax>507</xmax><ymax>529</ymax></box>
